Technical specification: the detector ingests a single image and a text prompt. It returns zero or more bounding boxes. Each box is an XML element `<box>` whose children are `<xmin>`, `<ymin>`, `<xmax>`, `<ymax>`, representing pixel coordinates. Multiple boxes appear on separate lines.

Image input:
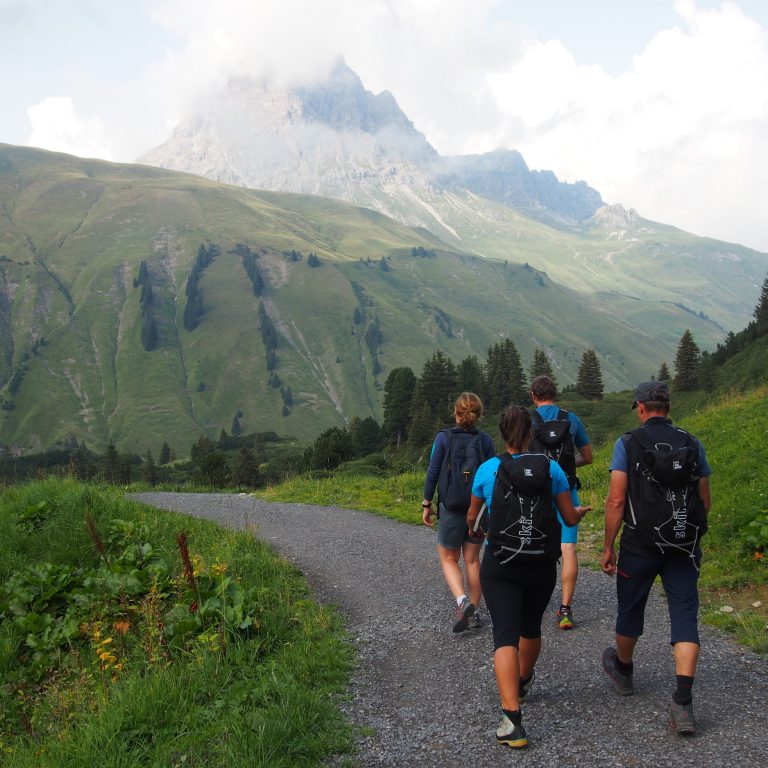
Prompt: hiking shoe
<box><xmin>669</xmin><ymin>700</ymin><xmax>696</xmax><ymax>735</ymax></box>
<box><xmin>496</xmin><ymin>715</ymin><xmax>528</xmax><ymax>749</ymax></box>
<box><xmin>519</xmin><ymin>669</ymin><xmax>536</xmax><ymax>703</ymax></box>
<box><xmin>469</xmin><ymin>611</ymin><xmax>482</xmax><ymax>629</ymax></box>
<box><xmin>556</xmin><ymin>605</ymin><xmax>574</xmax><ymax>629</ymax></box>
<box><xmin>601</xmin><ymin>647</ymin><xmax>634</xmax><ymax>696</ymax></box>
<box><xmin>452</xmin><ymin>597</ymin><xmax>476</xmax><ymax>633</ymax></box>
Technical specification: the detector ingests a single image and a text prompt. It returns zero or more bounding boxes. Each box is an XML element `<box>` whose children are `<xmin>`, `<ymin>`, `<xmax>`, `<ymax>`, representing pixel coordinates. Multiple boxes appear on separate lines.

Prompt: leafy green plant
<box><xmin>741</xmin><ymin>512</ymin><xmax>768</xmax><ymax>557</ymax></box>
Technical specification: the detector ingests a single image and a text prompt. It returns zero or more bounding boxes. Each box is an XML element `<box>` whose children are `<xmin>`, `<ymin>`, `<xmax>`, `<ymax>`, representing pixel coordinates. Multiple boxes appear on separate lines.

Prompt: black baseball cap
<box><xmin>631</xmin><ymin>380</ymin><xmax>670</xmax><ymax>409</ymax></box>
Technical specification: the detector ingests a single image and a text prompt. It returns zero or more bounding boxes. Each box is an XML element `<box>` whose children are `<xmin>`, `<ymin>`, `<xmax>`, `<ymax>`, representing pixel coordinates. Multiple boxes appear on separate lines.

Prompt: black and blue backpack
<box><xmin>530</xmin><ymin>408</ymin><xmax>578</xmax><ymax>489</ymax></box>
<box><xmin>487</xmin><ymin>452</ymin><xmax>561</xmax><ymax>563</ymax></box>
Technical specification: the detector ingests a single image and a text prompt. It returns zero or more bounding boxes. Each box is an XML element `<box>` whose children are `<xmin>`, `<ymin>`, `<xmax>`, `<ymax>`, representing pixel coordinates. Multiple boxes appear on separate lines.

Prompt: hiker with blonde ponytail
<box><xmin>422</xmin><ymin>392</ymin><xmax>496</xmax><ymax>632</ymax></box>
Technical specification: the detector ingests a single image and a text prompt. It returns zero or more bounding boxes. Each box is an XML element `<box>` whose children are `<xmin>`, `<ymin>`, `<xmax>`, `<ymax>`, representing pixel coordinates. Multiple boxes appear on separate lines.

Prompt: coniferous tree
<box><xmin>231</xmin><ymin>415</ymin><xmax>242</xmax><ymax>436</ymax></box>
<box><xmin>657</xmin><ymin>362</ymin><xmax>671</xmax><ymax>382</ymax></box>
<box><xmin>419</xmin><ymin>350</ymin><xmax>458</xmax><ymax>424</ymax></box>
<box><xmin>158</xmin><ymin>441</ymin><xmax>171</xmax><ymax>466</ymax></box>
<box><xmin>754</xmin><ymin>274</ymin><xmax>768</xmax><ymax>335</ymax></box>
<box><xmin>674</xmin><ymin>329</ymin><xmax>700</xmax><ymax>391</ymax></box>
<box><xmin>103</xmin><ymin>442</ymin><xmax>120</xmax><ymax>483</ymax></box>
<box><xmin>456</xmin><ymin>355</ymin><xmax>487</xmax><ymax>402</ymax></box>
<box><xmin>486</xmin><ymin>339</ymin><xmax>527</xmax><ymax>411</ymax></box>
<box><xmin>143</xmin><ymin>451</ymin><xmax>158</xmax><ymax>486</ymax></box>
<box><xmin>350</xmin><ymin>416</ymin><xmax>381</xmax><ymax>457</ymax></box>
<box><xmin>232</xmin><ymin>446</ymin><xmax>259</xmax><ymax>487</ymax></box>
<box><xmin>529</xmin><ymin>348</ymin><xmax>557</xmax><ymax>387</ymax></box>
<box><xmin>575</xmin><ymin>349</ymin><xmax>604</xmax><ymax>400</ymax></box>
<box><xmin>191</xmin><ymin>435</ymin><xmax>215</xmax><ymax>462</ymax></box>
<box><xmin>382</xmin><ymin>367</ymin><xmax>417</xmax><ymax>447</ymax></box>
<box><xmin>407</xmin><ymin>398</ymin><xmax>435</xmax><ymax>450</ymax></box>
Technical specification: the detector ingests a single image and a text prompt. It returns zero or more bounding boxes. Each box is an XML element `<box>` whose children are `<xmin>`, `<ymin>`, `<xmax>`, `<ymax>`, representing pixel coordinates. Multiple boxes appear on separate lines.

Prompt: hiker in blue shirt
<box><xmin>422</xmin><ymin>392</ymin><xmax>496</xmax><ymax>632</ymax></box>
<box><xmin>467</xmin><ymin>405</ymin><xmax>590</xmax><ymax>749</ymax></box>
<box><xmin>601</xmin><ymin>381</ymin><xmax>712</xmax><ymax>735</ymax></box>
<box><xmin>530</xmin><ymin>375</ymin><xmax>593</xmax><ymax>629</ymax></box>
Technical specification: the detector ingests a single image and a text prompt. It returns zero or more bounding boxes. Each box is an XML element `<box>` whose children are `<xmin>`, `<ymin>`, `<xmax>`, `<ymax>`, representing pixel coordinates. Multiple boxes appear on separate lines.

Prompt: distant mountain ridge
<box><xmin>139</xmin><ymin>60</ymin><xmax>603</xmax><ymax>231</ymax></box>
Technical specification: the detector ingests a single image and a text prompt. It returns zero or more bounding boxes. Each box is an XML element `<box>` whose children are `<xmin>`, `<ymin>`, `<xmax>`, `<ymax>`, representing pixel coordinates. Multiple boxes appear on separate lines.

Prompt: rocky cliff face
<box><xmin>139</xmin><ymin>60</ymin><xmax>602</xmax><ymax>232</ymax></box>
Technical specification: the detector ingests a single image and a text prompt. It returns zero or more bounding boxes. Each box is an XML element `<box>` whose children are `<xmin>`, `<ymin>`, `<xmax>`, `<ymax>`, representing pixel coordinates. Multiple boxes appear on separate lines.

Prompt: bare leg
<box><xmin>560</xmin><ymin>542</ymin><xmax>577</xmax><ymax>606</ymax></box>
<box><xmin>494</xmin><ymin>646</ymin><xmax>520</xmax><ymax>711</ymax></box>
<box><xmin>437</xmin><ymin>545</ymin><xmax>465</xmax><ymax>599</ymax></box>
<box><xmin>462</xmin><ymin>540</ymin><xmax>482</xmax><ymax>608</ymax></box>
<box><xmin>519</xmin><ymin>636</ymin><xmax>541</xmax><ymax>679</ymax></box>
<box><xmin>673</xmin><ymin>641</ymin><xmax>699</xmax><ymax>677</ymax></box>
<box><xmin>616</xmin><ymin>633</ymin><xmax>638</xmax><ymax>664</ymax></box>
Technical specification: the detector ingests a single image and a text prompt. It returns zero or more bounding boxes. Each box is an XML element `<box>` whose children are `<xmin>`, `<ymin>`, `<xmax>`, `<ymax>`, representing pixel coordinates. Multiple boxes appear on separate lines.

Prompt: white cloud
<box><xmin>481</xmin><ymin>1</ymin><xmax>768</xmax><ymax>249</ymax></box>
<box><xmin>26</xmin><ymin>97</ymin><xmax>114</xmax><ymax>160</ymax></box>
<box><xmin>9</xmin><ymin>1</ymin><xmax>768</xmax><ymax>251</ymax></box>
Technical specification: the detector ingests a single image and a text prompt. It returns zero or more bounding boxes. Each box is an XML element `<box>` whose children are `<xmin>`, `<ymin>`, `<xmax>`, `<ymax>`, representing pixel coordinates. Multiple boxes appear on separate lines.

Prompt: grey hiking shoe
<box><xmin>602</xmin><ymin>647</ymin><xmax>634</xmax><ymax>696</ymax></box>
<box><xmin>452</xmin><ymin>597</ymin><xmax>476</xmax><ymax>633</ymax></box>
<box><xmin>669</xmin><ymin>700</ymin><xmax>696</xmax><ymax>735</ymax></box>
<box><xmin>496</xmin><ymin>714</ymin><xmax>528</xmax><ymax>749</ymax></box>
<box><xmin>519</xmin><ymin>669</ymin><xmax>536</xmax><ymax>702</ymax></box>
<box><xmin>469</xmin><ymin>610</ymin><xmax>482</xmax><ymax>629</ymax></box>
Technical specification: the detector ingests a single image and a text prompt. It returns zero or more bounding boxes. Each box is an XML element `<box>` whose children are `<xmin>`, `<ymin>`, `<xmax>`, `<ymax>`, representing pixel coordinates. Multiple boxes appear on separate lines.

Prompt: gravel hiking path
<box><xmin>130</xmin><ymin>493</ymin><xmax>768</xmax><ymax>767</ymax></box>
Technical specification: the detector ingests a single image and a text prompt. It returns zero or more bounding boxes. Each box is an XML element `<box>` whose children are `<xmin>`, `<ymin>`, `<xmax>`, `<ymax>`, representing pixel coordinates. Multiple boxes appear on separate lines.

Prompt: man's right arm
<box><xmin>698</xmin><ymin>476</ymin><xmax>711</xmax><ymax>514</ymax></box>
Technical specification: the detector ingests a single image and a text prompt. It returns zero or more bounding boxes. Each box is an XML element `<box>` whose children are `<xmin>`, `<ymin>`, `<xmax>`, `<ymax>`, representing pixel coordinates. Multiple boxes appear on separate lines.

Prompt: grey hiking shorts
<box><xmin>436</xmin><ymin>505</ymin><xmax>477</xmax><ymax>549</ymax></box>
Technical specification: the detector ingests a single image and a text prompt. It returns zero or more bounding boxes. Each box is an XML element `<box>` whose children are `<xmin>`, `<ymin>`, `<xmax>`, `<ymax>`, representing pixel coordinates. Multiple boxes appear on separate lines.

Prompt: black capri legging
<box><xmin>480</xmin><ymin>551</ymin><xmax>558</xmax><ymax>649</ymax></box>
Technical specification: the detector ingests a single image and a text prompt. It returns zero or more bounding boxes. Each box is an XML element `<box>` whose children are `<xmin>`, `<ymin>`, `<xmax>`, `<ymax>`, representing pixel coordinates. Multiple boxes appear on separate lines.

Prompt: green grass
<box><xmin>0</xmin><ymin>479</ymin><xmax>354</xmax><ymax>766</ymax></box>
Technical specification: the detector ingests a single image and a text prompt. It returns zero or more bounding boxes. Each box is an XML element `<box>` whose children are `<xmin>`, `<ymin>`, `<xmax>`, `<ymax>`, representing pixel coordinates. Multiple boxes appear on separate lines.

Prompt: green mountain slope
<box><xmin>0</xmin><ymin>145</ymin><xmax>758</xmax><ymax>454</ymax></box>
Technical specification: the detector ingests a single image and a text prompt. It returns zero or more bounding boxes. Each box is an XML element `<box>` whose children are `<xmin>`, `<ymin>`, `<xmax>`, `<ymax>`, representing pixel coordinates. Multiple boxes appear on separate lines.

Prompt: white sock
<box><xmin>456</xmin><ymin>594</ymin><xmax>467</xmax><ymax>606</ymax></box>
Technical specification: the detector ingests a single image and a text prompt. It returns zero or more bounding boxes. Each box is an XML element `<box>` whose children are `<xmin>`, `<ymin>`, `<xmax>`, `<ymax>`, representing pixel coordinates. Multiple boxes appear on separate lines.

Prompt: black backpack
<box><xmin>530</xmin><ymin>408</ymin><xmax>578</xmax><ymax>489</ymax></box>
<box><xmin>436</xmin><ymin>428</ymin><xmax>484</xmax><ymax>513</ymax></box>
<box><xmin>487</xmin><ymin>453</ymin><xmax>561</xmax><ymax>563</ymax></box>
<box><xmin>624</xmin><ymin>423</ymin><xmax>707</xmax><ymax>555</ymax></box>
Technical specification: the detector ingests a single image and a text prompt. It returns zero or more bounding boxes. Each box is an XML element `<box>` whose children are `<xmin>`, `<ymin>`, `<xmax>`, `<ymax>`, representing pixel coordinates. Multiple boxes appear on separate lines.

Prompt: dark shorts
<box><xmin>480</xmin><ymin>550</ymin><xmax>557</xmax><ymax>649</ymax></box>
<box><xmin>615</xmin><ymin>548</ymin><xmax>701</xmax><ymax>645</ymax></box>
<box><xmin>436</xmin><ymin>505</ymin><xmax>475</xmax><ymax>549</ymax></box>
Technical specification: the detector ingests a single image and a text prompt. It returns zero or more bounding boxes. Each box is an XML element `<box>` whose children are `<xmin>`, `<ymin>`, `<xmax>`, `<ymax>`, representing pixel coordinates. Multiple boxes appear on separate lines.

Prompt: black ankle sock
<box><xmin>615</xmin><ymin>656</ymin><xmax>634</xmax><ymax>675</ymax></box>
<box><xmin>673</xmin><ymin>675</ymin><xmax>694</xmax><ymax>705</ymax></box>
<box><xmin>520</xmin><ymin>673</ymin><xmax>533</xmax><ymax>687</ymax></box>
<box><xmin>502</xmin><ymin>708</ymin><xmax>522</xmax><ymax>725</ymax></box>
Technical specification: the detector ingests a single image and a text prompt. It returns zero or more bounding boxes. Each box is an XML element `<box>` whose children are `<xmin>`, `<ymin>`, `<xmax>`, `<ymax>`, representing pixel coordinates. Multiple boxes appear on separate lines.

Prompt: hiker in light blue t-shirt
<box><xmin>530</xmin><ymin>375</ymin><xmax>593</xmax><ymax>629</ymax></box>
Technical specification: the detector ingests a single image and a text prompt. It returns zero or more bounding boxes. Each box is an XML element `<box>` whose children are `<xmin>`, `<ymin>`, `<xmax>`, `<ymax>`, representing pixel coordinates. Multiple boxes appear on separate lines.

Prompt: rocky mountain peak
<box><xmin>138</xmin><ymin>62</ymin><xmax>603</xmax><ymax>232</ymax></box>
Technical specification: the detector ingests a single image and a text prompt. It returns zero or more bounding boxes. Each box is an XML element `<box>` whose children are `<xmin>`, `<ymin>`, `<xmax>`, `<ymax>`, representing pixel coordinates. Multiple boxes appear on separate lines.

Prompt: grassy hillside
<box><xmin>0</xmin><ymin>144</ymin><xmax>763</xmax><ymax>455</ymax></box>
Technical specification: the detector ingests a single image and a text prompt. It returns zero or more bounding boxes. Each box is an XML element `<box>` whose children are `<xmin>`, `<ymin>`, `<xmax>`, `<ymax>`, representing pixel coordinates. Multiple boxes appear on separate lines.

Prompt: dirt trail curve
<box><xmin>129</xmin><ymin>493</ymin><xmax>768</xmax><ymax>768</ymax></box>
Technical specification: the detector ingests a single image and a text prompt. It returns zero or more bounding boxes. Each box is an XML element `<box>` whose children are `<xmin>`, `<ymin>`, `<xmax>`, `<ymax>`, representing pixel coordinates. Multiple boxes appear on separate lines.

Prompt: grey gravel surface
<box><xmin>130</xmin><ymin>492</ymin><xmax>768</xmax><ymax>767</ymax></box>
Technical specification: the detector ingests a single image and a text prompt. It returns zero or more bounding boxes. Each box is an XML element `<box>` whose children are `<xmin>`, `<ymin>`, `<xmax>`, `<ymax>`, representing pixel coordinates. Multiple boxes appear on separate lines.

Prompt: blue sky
<box><xmin>1</xmin><ymin>0</ymin><xmax>767</xmax><ymax>252</ymax></box>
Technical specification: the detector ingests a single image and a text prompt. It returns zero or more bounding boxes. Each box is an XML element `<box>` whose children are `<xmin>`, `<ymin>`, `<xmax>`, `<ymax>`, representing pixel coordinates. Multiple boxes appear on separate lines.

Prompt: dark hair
<box><xmin>499</xmin><ymin>405</ymin><xmax>532</xmax><ymax>452</ymax></box>
<box><xmin>530</xmin><ymin>375</ymin><xmax>557</xmax><ymax>401</ymax></box>
<box><xmin>642</xmin><ymin>396</ymin><xmax>671</xmax><ymax>414</ymax></box>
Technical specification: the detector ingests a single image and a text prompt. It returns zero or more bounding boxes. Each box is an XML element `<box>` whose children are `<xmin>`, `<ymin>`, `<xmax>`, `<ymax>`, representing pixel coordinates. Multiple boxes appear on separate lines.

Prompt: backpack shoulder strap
<box><xmin>531</xmin><ymin>409</ymin><xmax>544</xmax><ymax>425</ymax></box>
<box><xmin>557</xmin><ymin>408</ymin><xmax>569</xmax><ymax>420</ymax></box>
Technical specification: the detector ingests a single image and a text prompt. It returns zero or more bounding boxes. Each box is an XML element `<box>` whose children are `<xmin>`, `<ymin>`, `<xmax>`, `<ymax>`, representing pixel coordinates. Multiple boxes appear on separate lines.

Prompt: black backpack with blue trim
<box><xmin>487</xmin><ymin>452</ymin><xmax>561</xmax><ymax>563</ymax></box>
